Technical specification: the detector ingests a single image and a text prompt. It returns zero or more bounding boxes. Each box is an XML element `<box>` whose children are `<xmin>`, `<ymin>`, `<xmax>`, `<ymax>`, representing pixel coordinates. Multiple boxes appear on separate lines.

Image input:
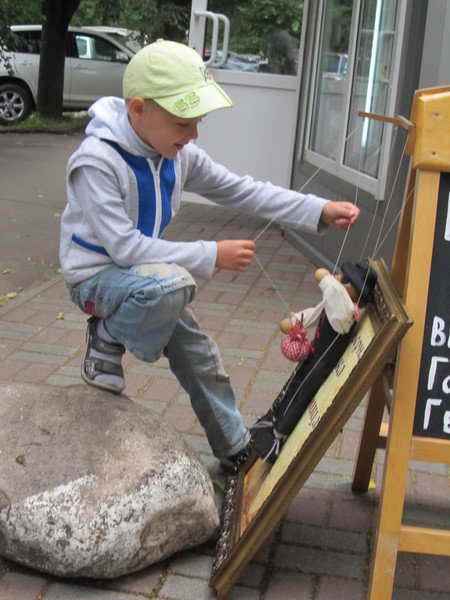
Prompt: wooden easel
<box><xmin>352</xmin><ymin>87</ymin><xmax>450</xmax><ymax>599</ymax></box>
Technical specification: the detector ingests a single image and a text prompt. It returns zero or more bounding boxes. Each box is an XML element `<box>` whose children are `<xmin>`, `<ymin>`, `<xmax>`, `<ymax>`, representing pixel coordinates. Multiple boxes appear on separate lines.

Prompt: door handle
<box><xmin>192</xmin><ymin>10</ymin><xmax>230</xmax><ymax>68</ymax></box>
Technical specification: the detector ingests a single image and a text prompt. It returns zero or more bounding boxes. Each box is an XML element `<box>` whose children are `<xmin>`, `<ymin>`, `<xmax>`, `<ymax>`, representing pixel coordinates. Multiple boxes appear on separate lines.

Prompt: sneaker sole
<box><xmin>81</xmin><ymin>366</ymin><xmax>123</xmax><ymax>395</ymax></box>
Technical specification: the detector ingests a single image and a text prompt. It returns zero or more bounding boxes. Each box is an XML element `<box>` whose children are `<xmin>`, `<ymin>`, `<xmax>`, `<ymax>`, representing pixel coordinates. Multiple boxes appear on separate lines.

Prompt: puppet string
<box><xmin>252</xmin><ymin>121</ymin><xmax>364</xmax><ymax>245</ymax></box>
<box><xmin>281</xmin><ymin>127</ymin><xmax>410</xmax><ymax>416</ymax></box>
<box><xmin>252</xmin><ymin>120</ymin><xmax>408</xmax><ymax>419</ymax></box>
<box><xmin>356</xmin><ymin>135</ymin><xmax>411</xmax><ymax>305</ymax></box>
<box><xmin>253</xmin><ymin>253</ymin><xmax>293</xmax><ymax>316</ymax></box>
<box><xmin>251</xmin><ymin>121</ymin><xmax>364</xmax><ymax>318</ymax></box>
<box><xmin>281</xmin><ymin>332</ymin><xmax>342</xmax><ymax>417</ymax></box>
<box><xmin>359</xmin><ymin>126</ymin><xmax>400</xmax><ymax>260</ymax></box>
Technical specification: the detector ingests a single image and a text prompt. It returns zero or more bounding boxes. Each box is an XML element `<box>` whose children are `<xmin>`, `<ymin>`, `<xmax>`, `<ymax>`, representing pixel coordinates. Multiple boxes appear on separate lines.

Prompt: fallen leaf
<box><xmin>54</xmin><ymin>212</ymin><xmax>62</xmax><ymax>218</ymax></box>
<box><xmin>3</xmin><ymin>268</ymin><xmax>13</xmax><ymax>275</ymax></box>
<box><xmin>56</xmin><ymin>312</ymin><xmax>64</xmax><ymax>320</ymax></box>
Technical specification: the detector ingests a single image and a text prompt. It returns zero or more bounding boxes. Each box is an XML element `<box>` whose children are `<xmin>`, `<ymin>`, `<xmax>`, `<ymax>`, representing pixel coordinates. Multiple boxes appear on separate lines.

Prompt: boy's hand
<box><xmin>321</xmin><ymin>201</ymin><xmax>360</xmax><ymax>231</ymax></box>
<box><xmin>216</xmin><ymin>240</ymin><xmax>255</xmax><ymax>272</ymax></box>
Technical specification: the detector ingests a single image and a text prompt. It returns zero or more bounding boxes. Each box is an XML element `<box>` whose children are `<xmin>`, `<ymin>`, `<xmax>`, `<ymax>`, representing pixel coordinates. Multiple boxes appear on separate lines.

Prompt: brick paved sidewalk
<box><xmin>0</xmin><ymin>203</ymin><xmax>448</xmax><ymax>600</ymax></box>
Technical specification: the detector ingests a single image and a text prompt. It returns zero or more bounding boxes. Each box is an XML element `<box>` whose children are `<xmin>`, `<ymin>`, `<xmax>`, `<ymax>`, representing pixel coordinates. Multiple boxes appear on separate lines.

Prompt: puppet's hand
<box><xmin>216</xmin><ymin>239</ymin><xmax>255</xmax><ymax>272</ymax></box>
<box><xmin>321</xmin><ymin>202</ymin><xmax>360</xmax><ymax>230</ymax></box>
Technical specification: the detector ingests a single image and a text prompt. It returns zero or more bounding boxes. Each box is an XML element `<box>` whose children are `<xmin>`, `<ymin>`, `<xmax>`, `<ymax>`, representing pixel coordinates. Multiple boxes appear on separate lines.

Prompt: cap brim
<box><xmin>154</xmin><ymin>81</ymin><xmax>232</xmax><ymax>118</ymax></box>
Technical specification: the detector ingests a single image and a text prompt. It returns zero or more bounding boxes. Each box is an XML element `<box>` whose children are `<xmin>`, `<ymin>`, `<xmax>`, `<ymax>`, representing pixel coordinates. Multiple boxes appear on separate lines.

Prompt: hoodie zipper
<box><xmin>149</xmin><ymin>157</ymin><xmax>164</xmax><ymax>238</ymax></box>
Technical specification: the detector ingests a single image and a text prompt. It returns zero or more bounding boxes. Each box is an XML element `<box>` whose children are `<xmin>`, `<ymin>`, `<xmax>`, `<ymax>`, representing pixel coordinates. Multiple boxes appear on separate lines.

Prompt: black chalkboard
<box><xmin>413</xmin><ymin>172</ymin><xmax>450</xmax><ymax>439</ymax></box>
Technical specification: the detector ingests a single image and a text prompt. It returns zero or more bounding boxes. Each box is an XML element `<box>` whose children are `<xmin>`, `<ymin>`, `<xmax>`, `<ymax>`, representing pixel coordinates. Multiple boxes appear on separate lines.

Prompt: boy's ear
<box><xmin>128</xmin><ymin>97</ymin><xmax>147</xmax><ymax>117</ymax></box>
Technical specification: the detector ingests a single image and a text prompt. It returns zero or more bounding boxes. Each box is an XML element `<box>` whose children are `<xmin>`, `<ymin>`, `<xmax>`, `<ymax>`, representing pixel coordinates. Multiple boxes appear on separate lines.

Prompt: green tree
<box><xmin>0</xmin><ymin>1</ymin><xmax>41</xmax><ymax>70</ymax></box>
<box><xmin>72</xmin><ymin>0</ymin><xmax>190</xmax><ymax>43</ymax></box>
<box><xmin>208</xmin><ymin>0</ymin><xmax>303</xmax><ymax>54</ymax></box>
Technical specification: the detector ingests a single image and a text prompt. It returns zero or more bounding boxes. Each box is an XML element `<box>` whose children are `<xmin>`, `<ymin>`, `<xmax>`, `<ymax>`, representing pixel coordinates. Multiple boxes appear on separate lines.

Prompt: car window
<box><xmin>74</xmin><ymin>34</ymin><xmax>122</xmax><ymax>62</ymax></box>
<box><xmin>10</xmin><ymin>30</ymin><xmax>41</xmax><ymax>54</ymax></box>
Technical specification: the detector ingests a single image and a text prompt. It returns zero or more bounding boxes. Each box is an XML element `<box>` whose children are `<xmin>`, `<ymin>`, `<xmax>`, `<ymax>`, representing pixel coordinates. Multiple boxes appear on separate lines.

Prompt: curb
<box><xmin>0</xmin><ymin>275</ymin><xmax>64</xmax><ymax>317</ymax></box>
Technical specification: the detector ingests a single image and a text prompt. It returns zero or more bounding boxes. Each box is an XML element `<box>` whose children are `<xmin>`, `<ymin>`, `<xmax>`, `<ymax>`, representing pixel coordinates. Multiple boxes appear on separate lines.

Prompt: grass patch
<box><xmin>0</xmin><ymin>112</ymin><xmax>89</xmax><ymax>134</ymax></box>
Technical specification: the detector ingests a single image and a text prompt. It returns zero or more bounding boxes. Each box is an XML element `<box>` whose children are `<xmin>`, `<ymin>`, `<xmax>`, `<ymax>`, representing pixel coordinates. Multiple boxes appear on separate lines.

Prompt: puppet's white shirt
<box><xmin>291</xmin><ymin>274</ymin><xmax>355</xmax><ymax>335</ymax></box>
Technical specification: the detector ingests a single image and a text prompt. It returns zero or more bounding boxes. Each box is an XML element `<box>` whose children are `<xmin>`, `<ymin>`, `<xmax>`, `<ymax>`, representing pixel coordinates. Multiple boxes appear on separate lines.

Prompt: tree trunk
<box><xmin>36</xmin><ymin>0</ymin><xmax>81</xmax><ymax>119</ymax></box>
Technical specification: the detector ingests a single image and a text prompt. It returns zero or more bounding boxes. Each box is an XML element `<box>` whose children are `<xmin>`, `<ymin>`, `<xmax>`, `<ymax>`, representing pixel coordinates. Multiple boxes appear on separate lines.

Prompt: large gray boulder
<box><xmin>0</xmin><ymin>382</ymin><xmax>219</xmax><ymax>578</ymax></box>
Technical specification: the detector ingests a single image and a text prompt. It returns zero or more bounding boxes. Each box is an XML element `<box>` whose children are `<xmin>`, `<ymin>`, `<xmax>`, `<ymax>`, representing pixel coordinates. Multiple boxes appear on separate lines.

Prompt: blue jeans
<box><xmin>68</xmin><ymin>263</ymin><xmax>249</xmax><ymax>459</ymax></box>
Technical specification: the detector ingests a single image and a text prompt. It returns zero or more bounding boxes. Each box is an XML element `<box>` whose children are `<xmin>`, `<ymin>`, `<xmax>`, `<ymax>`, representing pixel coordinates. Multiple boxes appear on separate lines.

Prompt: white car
<box><xmin>0</xmin><ymin>25</ymin><xmax>141</xmax><ymax>125</ymax></box>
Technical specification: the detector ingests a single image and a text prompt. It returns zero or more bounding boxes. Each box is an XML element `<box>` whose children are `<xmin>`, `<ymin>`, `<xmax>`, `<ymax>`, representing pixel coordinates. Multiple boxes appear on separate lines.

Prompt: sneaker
<box><xmin>82</xmin><ymin>316</ymin><xmax>126</xmax><ymax>394</ymax></box>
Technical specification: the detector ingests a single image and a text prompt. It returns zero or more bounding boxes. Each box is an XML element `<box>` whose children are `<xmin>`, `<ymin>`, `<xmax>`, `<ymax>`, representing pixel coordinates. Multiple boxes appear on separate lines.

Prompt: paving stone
<box><xmin>285</xmin><ymin>487</ymin><xmax>330</xmax><ymax>527</ymax></box>
<box><xmin>0</xmin><ymin>572</ymin><xmax>47</xmax><ymax>600</ymax></box>
<box><xmin>45</xmin><ymin>582</ymin><xmax>138</xmax><ymax>599</ymax></box>
<box><xmin>273</xmin><ymin>544</ymin><xmax>365</xmax><ymax>579</ymax></box>
<box><xmin>227</xmin><ymin>584</ymin><xmax>260</xmax><ymax>599</ymax></box>
<box><xmin>169</xmin><ymin>552</ymin><xmax>213</xmax><ymax>579</ymax></box>
<box><xmin>165</xmin><ymin>404</ymin><xmax>196</xmax><ymax>432</ymax></box>
<box><xmin>9</xmin><ymin>350</ymin><xmax>68</xmax><ymax>365</ymax></box>
<box><xmin>316</xmin><ymin>575</ymin><xmax>364</xmax><ymax>599</ymax></box>
<box><xmin>0</xmin><ymin>359</ymin><xmax>28</xmax><ymax>379</ymax></box>
<box><xmin>418</xmin><ymin>554</ymin><xmax>450</xmax><ymax>592</ymax></box>
<box><xmin>0</xmin><ymin>339</ymin><xmax>21</xmax><ymax>359</ymax></box>
<box><xmin>281</xmin><ymin>523</ymin><xmax>366</xmax><ymax>553</ymax></box>
<box><xmin>21</xmin><ymin>341</ymin><xmax>77</xmax><ymax>356</ymax></box>
<box><xmin>409</xmin><ymin>460</ymin><xmax>448</xmax><ymax>476</ymax></box>
<box><xmin>393</xmin><ymin>552</ymin><xmax>417</xmax><ymax>589</ymax></box>
<box><xmin>392</xmin><ymin>587</ymin><xmax>449</xmax><ymax>600</ymax></box>
<box><xmin>102</xmin><ymin>563</ymin><xmax>163</xmax><ymax>594</ymax></box>
<box><xmin>159</xmin><ymin>573</ymin><xmax>216</xmax><ymax>600</ymax></box>
<box><xmin>252</xmin><ymin>370</ymin><xmax>290</xmax><ymax>392</ymax></box>
<box><xmin>415</xmin><ymin>472</ymin><xmax>450</xmax><ymax>507</ymax></box>
<box><xmin>13</xmin><ymin>362</ymin><xmax>56</xmax><ymax>383</ymax></box>
<box><xmin>2</xmin><ymin>307</ymin><xmax>38</xmax><ymax>323</ymax></box>
<box><xmin>264</xmin><ymin>571</ymin><xmax>313</xmax><ymax>600</ymax></box>
<box><xmin>316</xmin><ymin>456</ymin><xmax>355</xmax><ymax>477</ymax></box>
<box><xmin>329</xmin><ymin>493</ymin><xmax>371</xmax><ymax>533</ymax></box>
<box><xmin>0</xmin><ymin>321</ymin><xmax>39</xmax><ymax>340</ymax></box>
<box><xmin>46</xmin><ymin>374</ymin><xmax>83</xmax><ymax>387</ymax></box>
<box><xmin>143</xmin><ymin>377</ymin><xmax>181</xmax><ymax>401</ymax></box>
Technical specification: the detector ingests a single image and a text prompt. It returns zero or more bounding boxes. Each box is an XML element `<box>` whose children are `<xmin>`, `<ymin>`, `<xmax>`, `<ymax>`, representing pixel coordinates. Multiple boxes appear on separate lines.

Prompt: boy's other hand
<box><xmin>216</xmin><ymin>240</ymin><xmax>255</xmax><ymax>272</ymax></box>
<box><xmin>321</xmin><ymin>201</ymin><xmax>360</xmax><ymax>231</ymax></box>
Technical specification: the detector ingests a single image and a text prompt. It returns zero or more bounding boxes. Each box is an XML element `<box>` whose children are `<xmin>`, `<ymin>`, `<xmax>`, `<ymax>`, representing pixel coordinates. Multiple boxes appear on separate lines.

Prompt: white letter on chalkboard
<box><xmin>428</xmin><ymin>356</ymin><xmax>449</xmax><ymax>390</ymax></box>
<box><xmin>424</xmin><ymin>398</ymin><xmax>442</xmax><ymax>429</ymax></box>
<box><xmin>444</xmin><ymin>411</ymin><xmax>450</xmax><ymax>434</ymax></box>
<box><xmin>443</xmin><ymin>375</ymin><xmax>450</xmax><ymax>395</ymax></box>
<box><xmin>445</xmin><ymin>190</ymin><xmax>450</xmax><ymax>241</ymax></box>
<box><xmin>430</xmin><ymin>317</ymin><xmax>446</xmax><ymax>346</ymax></box>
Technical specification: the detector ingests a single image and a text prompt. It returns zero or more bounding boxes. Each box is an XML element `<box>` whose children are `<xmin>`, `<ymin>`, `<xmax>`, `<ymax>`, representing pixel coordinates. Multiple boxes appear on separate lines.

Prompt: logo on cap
<box><xmin>174</xmin><ymin>91</ymin><xmax>201</xmax><ymax>114</ymax></box>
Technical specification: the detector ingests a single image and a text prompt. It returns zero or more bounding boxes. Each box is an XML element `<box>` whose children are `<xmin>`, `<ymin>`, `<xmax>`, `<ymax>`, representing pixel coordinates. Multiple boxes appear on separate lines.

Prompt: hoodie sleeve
<box><xmin>70</xmin><ymin>166</ymin><xmax>218</xmax><ymax>280</ymax></box>
<box><xmin>183</xmin><ymin>145</ymin><xmax>329</xmax><ymax>233</ymax></box>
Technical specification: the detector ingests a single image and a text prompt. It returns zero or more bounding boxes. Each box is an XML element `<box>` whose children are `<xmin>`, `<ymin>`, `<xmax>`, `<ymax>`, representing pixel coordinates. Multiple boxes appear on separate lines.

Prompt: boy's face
<box><xmin>128</xmin><ymin>98</ymin><xmax>203</xmax><ymax>158</ymax></box>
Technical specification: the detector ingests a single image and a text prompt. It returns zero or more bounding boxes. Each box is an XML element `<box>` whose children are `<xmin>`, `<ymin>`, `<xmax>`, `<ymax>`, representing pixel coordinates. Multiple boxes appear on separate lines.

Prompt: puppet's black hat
<box><xmin>340</xmin><ymin>261</ymin><xmax>377</xmax><ymax>303</ymax></box>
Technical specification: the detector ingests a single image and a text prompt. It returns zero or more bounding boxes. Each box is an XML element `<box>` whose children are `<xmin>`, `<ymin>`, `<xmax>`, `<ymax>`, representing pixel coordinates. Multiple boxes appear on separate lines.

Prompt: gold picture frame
<box><xmin>210</xmin><ymin>258</ymin><xmax>412</xmax><ymax>598</ymax></box>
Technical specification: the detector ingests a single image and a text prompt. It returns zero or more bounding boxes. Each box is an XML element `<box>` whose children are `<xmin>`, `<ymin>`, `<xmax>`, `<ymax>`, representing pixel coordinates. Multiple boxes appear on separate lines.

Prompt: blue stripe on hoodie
<box><xmin>72</xmin><ymin>140</ymin><xmax>175</xmax><ymax>255</ymax></box>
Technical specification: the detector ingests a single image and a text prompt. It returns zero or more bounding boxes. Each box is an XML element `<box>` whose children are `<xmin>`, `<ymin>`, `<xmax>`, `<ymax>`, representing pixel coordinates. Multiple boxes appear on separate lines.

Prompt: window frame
<box><xmin>298</xmin><ymin>0</ymin><xmax>407</xmax><ymax>200</ymax></box>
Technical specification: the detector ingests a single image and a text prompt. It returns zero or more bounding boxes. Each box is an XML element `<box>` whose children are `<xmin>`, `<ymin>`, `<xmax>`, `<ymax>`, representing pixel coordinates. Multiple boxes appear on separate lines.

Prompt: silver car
<box><xmin>0</xmin><ymin>25</ymin><xmax>141</xmax><ymax>125</ymax></box>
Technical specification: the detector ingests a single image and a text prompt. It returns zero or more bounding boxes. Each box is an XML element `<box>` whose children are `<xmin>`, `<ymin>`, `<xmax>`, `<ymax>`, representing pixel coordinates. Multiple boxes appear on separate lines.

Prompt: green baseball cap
<box><xmin>123</xmin><ymin>39</ymin><xmax>233</xmax><ymax>118</ymax></box>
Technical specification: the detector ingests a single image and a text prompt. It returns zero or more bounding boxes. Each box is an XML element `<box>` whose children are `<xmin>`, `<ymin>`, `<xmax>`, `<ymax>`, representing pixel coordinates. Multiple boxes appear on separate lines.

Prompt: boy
<box><xmin>59</xmin><ymin>40</ymin><xmax>359</xmax><ymax>471</ymax></box>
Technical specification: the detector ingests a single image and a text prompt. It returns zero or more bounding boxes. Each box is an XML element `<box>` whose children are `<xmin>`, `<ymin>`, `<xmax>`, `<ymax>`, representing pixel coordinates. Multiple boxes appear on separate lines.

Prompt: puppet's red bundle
<box><xmin>281</xmin><ymin>318</ymin><xmax>312</xmax><ymax>363</ymax></box>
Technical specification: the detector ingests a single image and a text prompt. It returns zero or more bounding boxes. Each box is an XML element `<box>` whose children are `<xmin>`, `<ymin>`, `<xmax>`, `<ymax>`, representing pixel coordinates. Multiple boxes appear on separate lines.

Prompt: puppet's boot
<box><xmin>250</xmin><ymin>415</ymin><xmax>283</xmax><ymax>465</ymax></box>
<box><xmin>82</xmin><ymin>316</ymin><xmax>126</xmax><ymax>394</ymax></box>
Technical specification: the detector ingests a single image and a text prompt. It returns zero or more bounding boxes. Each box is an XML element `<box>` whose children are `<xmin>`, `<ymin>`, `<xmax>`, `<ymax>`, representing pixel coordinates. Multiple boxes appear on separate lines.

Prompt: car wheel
<box><xmin>0</xmin><ymin>83</ymin><xmax>33</xmax><ymax>125</ymax></box>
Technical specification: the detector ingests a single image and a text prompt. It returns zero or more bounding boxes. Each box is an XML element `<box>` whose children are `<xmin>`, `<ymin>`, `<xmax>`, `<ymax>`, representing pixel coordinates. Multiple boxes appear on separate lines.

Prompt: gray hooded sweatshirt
<box><xmin>60</xmin><ymin>97</ymin><xmax>328</xmax><ymax>284</ymax></box>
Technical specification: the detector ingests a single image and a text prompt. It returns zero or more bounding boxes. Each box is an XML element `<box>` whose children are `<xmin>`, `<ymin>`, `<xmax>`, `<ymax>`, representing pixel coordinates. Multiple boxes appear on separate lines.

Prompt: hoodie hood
<box><xmin>85</xmin><ymin>96</ymin><xmax>161</xmax><ymax>162</ymax></box>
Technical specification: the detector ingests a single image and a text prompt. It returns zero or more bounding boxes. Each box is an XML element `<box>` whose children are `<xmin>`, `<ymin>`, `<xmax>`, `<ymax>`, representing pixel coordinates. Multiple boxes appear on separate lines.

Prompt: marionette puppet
<box><xmin>250</xmin><ymin>261</ymin><xmax>377</xmax><ymax>464</ymax></box>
